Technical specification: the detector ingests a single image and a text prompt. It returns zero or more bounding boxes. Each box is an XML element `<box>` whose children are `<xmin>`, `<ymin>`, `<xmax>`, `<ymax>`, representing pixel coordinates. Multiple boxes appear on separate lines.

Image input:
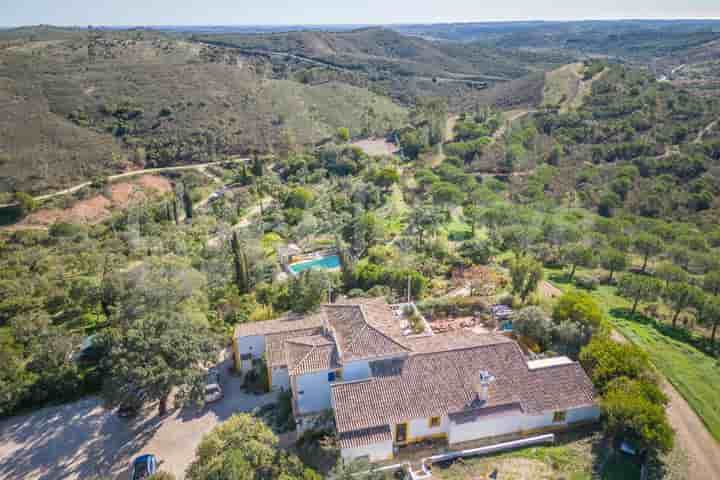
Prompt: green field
<box><xmin>548</xmin><ymin>273</ymin><xmax>720</xmax><ymax>443</ymax></box>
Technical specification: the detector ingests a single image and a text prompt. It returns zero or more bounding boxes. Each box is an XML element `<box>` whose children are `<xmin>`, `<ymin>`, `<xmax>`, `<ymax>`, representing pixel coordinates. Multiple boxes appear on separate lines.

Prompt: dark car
<box><xmin>117</xmin><ymin>403</ymin><xmax>141</xmax><ymax>418</ymax></box>
<box><xmin>131</xmin><ymin>454</ymin><xmax>158</xmax><ymax>480</ymax></box>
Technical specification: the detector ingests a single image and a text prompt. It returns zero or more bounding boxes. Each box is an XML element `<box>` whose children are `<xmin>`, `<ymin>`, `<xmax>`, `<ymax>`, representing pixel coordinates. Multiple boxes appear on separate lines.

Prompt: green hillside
<box><xmin>0</xmin><ymin>31</ymin><xmax>406</xmax><ymax>194</ymax></box>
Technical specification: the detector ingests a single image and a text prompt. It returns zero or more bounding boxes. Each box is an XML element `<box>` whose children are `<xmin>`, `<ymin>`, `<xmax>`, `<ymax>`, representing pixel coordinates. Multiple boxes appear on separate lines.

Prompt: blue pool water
<box><xmin>289</xmin><ymin>255</ymin><xmax>341</xmax><ymax>274</ymax></box>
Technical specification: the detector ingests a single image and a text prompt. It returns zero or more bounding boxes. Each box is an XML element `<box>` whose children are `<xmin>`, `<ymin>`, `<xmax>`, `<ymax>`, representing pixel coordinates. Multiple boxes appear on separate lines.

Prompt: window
<box><xmin>328</xmin><ymin>370</ymin><xmax>343</xmax><ymax>382</ymax></box>
<box><xmin>429</xmin><ymin>416</ymin><xmax>441</xmax><ymax>428</ymax></box>
<box><xmin>553</xmin><ymin>410</ymin><xmax>567</xmax><ymax>423</ymax></box>
<box><xmin>328</xmin><ymin>371</ymin><xmax>336</xmax><ymax>382</ymax></box>
<box><xmin>395</xmin><ymin>423</ymin><xmax>408</xmax><ymax>443</ymax></box>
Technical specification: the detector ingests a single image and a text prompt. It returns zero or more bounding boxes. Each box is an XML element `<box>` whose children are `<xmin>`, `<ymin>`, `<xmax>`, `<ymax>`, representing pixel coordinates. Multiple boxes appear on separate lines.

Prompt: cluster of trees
<box><xmin>513</xmin><ymin>291</ymin><xmax>604</xmax><ymax>357</ymax></box>
<box><xmin>533</xmin><ymin>64</ymin><xmax>720</xmax><ymax>221</ymax></box>
<box><xmin>186</xmin><ymin>414</ymin><xmax>321</xmax><ymax>480</ymax></box>
<box><xmin>398</xmin><ymin>98</ymin><xmax>448</xmax><ymax>160</ymax></box>
<box><xmin>580</xmin><ymin>337</ymin><xmax>674</xmax><ymax>455</ymax></box>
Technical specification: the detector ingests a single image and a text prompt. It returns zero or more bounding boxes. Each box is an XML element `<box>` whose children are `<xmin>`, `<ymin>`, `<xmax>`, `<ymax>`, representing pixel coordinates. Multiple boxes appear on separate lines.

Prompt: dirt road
<box><xmin>0</xmin><ymin>159</ymin><xmax>247</xmax><ymax>209</ymax></box>
<box><xmin>492</xmin><ymin>109</ymin><xmax>536</xmax><ymax>142</ymax></box>
<box><xmin>610</xmin><ymin>330</ymin><xmax>720</xmax><ymax>479</ymax></box>
<box><xmin>694</xmin><ymin>118</ymin><xmax>718</xmax><ymax>144</ymax></box>
<box><xmin>206</xmin><ymin>198</ymin><xmax>273</xmax><ymax>248</ymax></box>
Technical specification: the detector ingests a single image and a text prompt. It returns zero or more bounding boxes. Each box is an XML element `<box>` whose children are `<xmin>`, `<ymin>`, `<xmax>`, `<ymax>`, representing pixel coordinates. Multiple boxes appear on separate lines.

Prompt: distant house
<box><xmin>233</xmin><ymin>297</ymin><xmax>600</xmax><ymax>462</ymax></box>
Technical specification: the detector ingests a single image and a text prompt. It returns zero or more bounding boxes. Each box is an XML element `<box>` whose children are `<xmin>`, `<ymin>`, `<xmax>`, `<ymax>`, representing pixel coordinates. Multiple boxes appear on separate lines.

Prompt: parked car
<box><xmin>117</xmin><ymin>403</ymin><xmax>141</xmax><ymax>418</ymax></box>
<box><xmin>205</xmin><ymin>383</ymin><xmax>223</xmax><ymax>403</ymax></box>
<box><xmin>205</xmin><ymin>366</ymin><xmax>223</xmax><ymax>403</ymax></box>
<box><xmin>131</xmin><ymin>454</ymin><xmax>158</xmax><ymax>480</ymax></box>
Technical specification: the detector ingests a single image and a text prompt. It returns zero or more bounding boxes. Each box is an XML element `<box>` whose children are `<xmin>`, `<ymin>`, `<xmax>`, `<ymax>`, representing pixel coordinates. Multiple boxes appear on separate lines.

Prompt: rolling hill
<box><xmin>196</xmin><ymin>27</ymin><xmax>574</xmax><ymax>102</ymax></box>
<box><xmin>0</xmin><ymin>30</ymin><xmax>406</xmax><ymax>195</ymax></box>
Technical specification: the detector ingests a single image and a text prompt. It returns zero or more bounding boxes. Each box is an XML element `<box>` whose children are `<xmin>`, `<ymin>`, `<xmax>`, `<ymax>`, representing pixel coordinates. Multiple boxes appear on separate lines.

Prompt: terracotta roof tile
<box><xmin>331</xmin><ymin>334</ymin><xmax>596</xmax><ymax>433</ymax></box>
<box><xmin>286</xmin><ymin>334</ymin><xmax>340</xmax><ymax>375</ymax></box>
<box><xmin>338</xmin><ymin>425</ymin><xmax>392</xmax><ymax>449</ymax></box>
<box><xmin>265</xmin><ymin>328</ymin><xmax>323</xmax><ymax>368</ymax></box>
<box><xmin>234</xmin><ymin>311</ymin><xmax>325</xmax><ymax>338</ymax></box>
<box><xmin>406</xmin><ymin>331</ymin><xmax>513</xmax><ymax>353</ymax></box>
<box><xmin>324</xmin><ymin>304</ymin><xmax>410</xmax><ymax>362</ymax></box>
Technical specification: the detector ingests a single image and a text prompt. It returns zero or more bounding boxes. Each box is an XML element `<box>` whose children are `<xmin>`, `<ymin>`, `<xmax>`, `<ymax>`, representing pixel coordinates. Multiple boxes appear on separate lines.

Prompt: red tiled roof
<box><xmin>331</xmin><ymin>334</ymin><xmax>595</xmax><ymax>433</ymax></box>
<box><xmin>234</xmin><ymin>311</ymin><xmax>325</xmax><ymax>338</ymax></box>
<box><xmin>324</xmin><ymin>304</ymin><xmax>410</xmax><ymax>362</ymax></box>
<box><xmin>265</xmin><ymin>328</ymin><xmax>323</xmax><ymax>368</ymax></box>
<box><xmin>286</xmin><ymin>334</ymin><xmax>340</xmax><ymax>375</ymax></box>
<box><xmin>406</xmin><ymin>331</ymin><xmax>513</xmax><ymax>353</ymax></box>
<box><xmin>338</xmin><ymin>425</ymin><xmax>393</xmax><ymax>449</ymax></box>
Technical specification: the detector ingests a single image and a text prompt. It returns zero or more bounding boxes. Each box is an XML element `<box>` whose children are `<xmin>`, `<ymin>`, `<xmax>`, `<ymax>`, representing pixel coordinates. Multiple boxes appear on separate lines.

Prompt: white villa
<box><xmin>233</xmin><ymin>297</ymin><xmax>600</xmax><ymax>462</ymax></box>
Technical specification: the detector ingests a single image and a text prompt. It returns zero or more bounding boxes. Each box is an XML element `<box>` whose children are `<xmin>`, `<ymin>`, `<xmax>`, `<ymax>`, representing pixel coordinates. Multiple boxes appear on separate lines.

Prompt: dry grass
<box><xmin>0</xmin><ymin>32</ymin><xmax>406</xmax><ymax>195</ymax></box>
<box><xmin>542</xmin><ymin>63</ymin><xmax>583</xmax><ymax>111</ymax></box>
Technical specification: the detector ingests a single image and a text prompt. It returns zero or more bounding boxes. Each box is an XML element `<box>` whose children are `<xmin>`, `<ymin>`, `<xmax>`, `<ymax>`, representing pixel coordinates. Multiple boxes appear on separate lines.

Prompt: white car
<box><xmin>205</xmin><ymin>383</ymin><xmax>223</xmax><ymax>403</ymax></box>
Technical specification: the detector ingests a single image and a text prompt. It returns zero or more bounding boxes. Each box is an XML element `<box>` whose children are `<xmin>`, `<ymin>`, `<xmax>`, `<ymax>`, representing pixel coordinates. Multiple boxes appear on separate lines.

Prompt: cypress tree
<box><xmin>182</xmin><ymin>184</ymin><xmax>193</xmax><ymax>220</ymax></box>
<box><xmin>231</xmin><ymin>232</ymin><xmax>250</xmax><ymax>294</ymax></box>
<box><xmin>252</xmin><ymin>155</ymin><xmax>264</xmax><ymax>177</ymax></box>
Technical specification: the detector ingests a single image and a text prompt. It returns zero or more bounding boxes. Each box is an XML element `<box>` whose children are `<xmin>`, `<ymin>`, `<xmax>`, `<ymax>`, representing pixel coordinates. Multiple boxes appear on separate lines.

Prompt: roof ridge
<box><xmin>344</xmin><ymin>322</ymin><xmax>370</xmax><ymax>352</ymax></box>
<box><xmin>288</xmin><ymin>344</ymin><xmax>318</xmax><ymax>375</ymax></box>
<box><xmin>409</xmin><ymin>337</ymin><xmax>513</xmax><ymax>356</ymax></box>
<box><xmin>358</xmin><ymin>304</ymin><xmax>410</xmax><ymax>351</ymax></box>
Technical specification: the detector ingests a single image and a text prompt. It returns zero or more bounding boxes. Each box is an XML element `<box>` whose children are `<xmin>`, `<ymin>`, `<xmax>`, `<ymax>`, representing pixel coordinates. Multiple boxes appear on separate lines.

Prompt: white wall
<box><xmin>449</xmin><ymin>411</ymin><xmax>527</xmax><ymax>445</ymax></box>
<box><xmin>342</xmin><ymin>360</ymin><xmax>371</xmax><ymax>381</ymax></box>
<box><xmin>341</xmin><ymin>440</ymin><xmax>394</xmax><ymax>463</ymax></box>
<box><xmin>271</xmin><ymin>367</ymin><xmax>290</xmax><ymax>390</ymax></box>
<box><xmin>236</xmin><ymin>335</ymin><xmax>265</xmax><ymax>361</ymax></box>
<box><xmin>405</xmin><ymin>416</ymin><xmax>450</xmax><ymax>441</ymax></box>
<box><xmin>295</xmin><ymin>370</ymin><xmax>332</xmax><ymax>414</ymax></box>
<box><xmin>448</xmin><ymin>405</ymin><xmax>601</xmax><ymax>445</ymax></box>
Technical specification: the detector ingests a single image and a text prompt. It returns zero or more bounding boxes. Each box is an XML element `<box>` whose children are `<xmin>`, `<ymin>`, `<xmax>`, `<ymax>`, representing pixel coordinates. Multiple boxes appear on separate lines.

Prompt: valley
<box><xmin>2</xmin><ymin>18</ymin><xmax>720</xmax><ymax>480</ymax></box>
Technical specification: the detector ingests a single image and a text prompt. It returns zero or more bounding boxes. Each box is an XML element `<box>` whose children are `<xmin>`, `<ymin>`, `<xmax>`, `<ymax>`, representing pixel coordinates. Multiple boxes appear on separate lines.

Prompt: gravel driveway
<box><xmin>0</xmin><ymin>358</ymin><xmax>277</xmax><ymax>480</ymax></box>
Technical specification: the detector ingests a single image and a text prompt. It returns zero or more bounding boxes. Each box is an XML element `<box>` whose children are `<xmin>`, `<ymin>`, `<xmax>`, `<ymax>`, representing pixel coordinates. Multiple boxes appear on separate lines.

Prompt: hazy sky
<box><xmin>2</xmin><ymin>0</ymin><xmax>720</xmax><ymax>27</ymax></box>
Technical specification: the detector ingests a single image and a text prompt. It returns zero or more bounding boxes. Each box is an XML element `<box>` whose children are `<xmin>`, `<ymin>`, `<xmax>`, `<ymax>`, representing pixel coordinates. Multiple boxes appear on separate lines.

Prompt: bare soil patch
<box><xmin>350</xmin><ymin>138</ymin><xmax>397</xmax><ymax>156</ymax></box>
<box><xmin>14</xmin><ymin>175</ymin><xmax>171</xmax><ymax>227</ymax></box>
<box><xmin>136</xmin><ymin>174</ymin><xmax>172</xmax><ymax>193</ymax></box>
<box><xmin>22</xmin><ymin>195</ymin><xmax>113</xmax><ymax>226</ymax></box>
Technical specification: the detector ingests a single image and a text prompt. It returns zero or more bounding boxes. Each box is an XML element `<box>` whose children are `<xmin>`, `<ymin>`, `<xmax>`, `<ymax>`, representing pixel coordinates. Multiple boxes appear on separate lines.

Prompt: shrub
<box><xmin>148</xmin><ymin>473</ymin><xmax>176</xmax><ymax>480</ymax></box>
<box><xmin>574</xmin><ymin>274</ymin><xmax>599</xmax><ymax>290</ymax></box>
<box><xmin>513</xmin><ymin>306</ymin><xmax>552</xmax><ymax>349</ymax></box>
<box><xmin>553</xmin><ymin>291</ymin><xmax>603</xmax><ymax>329</ymax></box>
<box><xmin>347</xmin><ymin>288</ymin><xmax>366</xmax><ymax>298</ymax></box>
<box><xmin>408</xmin><ymin>313</ymin><xmax>425</xmax><ymax>334</ymax></box>
<box><xmin>497</xmin><ymin>292</ymin><xmax>514</xmax><ymax>307</ymax></box>
<box><xmin>418</xmin><ymin>297</ymin><xmax>489</xmax><ymax>319</ymax></box>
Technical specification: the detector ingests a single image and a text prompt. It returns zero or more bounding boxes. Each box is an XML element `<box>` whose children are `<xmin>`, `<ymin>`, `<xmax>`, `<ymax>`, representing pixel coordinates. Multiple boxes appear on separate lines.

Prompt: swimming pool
<box><xmin>288</xmin><ymin>254</ymin><xmax>341</xmax><ymax>274</ymax></box>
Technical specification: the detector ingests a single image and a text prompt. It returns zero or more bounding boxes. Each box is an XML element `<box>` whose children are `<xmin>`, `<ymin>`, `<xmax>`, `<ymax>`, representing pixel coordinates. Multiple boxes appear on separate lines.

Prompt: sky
<box><xmin>2</xmin><ymin>0</ymin><xmax>720</xmax><ymax>27</ymax></box>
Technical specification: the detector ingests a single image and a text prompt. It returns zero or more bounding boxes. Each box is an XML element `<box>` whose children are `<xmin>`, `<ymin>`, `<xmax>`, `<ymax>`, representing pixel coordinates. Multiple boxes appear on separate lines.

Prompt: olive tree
<box><xmin>617</xmin><ymin>274</ymin><xmax>662</xmax><ymax>316</ymax></box>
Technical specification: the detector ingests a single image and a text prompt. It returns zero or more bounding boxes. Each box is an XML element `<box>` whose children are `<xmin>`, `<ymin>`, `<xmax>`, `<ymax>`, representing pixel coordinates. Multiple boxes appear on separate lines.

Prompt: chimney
<box><xmin>476</xmin><ymin>370</ymin><xmax>495</xmax><ymax>404</ymax></box>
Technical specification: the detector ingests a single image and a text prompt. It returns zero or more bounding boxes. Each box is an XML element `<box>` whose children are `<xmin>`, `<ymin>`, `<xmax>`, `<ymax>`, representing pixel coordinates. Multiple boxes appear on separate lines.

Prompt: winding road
<box><xmin>694</xmin><ymin>118</ymin><xmax>718</xmax><ymax>144</ymax></box>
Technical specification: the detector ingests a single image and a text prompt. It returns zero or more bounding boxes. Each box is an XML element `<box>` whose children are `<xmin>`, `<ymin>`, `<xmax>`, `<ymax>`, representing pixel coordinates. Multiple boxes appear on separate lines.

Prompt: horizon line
<box><xmin>3</xmin><ymin>17</ymin><xmax>720</xmax><ymax>29</ymax></box>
